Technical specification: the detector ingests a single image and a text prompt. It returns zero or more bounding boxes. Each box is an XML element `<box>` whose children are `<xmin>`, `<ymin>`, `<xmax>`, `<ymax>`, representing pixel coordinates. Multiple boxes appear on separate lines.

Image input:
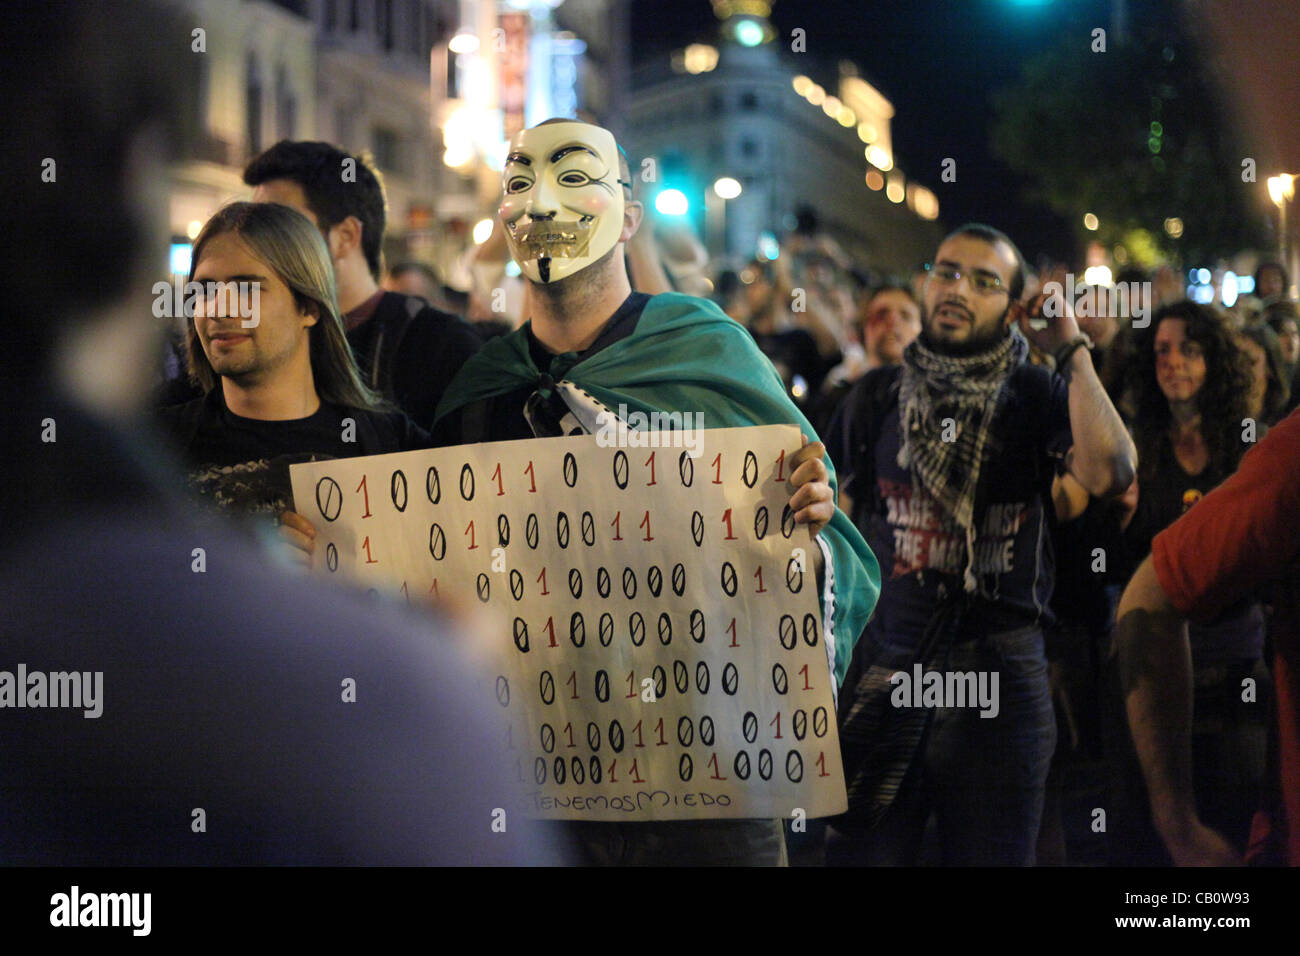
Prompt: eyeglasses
<box><xmin>927</xmin><ymin>265</ymin><xmax>1007</xmax><ymax>296</ymax></box>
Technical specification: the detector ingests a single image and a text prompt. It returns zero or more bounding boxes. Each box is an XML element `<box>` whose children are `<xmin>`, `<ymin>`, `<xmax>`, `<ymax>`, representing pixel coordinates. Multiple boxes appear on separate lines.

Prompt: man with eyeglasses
<box><xmin>825</xmin><ymin>223</ymin><xmax>1135</xmax><ymax>865</ymax></box>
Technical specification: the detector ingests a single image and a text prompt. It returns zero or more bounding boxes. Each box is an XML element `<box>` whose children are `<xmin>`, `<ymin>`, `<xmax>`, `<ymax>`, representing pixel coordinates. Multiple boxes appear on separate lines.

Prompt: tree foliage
<box><xmin>991</xmin><ymin>29</ymin><xmax>1267</xmax><ymax>264</ymax></box>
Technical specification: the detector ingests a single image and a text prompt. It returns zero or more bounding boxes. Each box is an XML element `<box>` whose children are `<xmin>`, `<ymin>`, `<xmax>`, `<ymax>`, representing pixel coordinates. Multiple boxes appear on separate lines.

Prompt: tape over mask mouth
<box><xmin>510</xmin><ymin>219</ymin><xmax>594</xmax><ymax>261</ymax></box>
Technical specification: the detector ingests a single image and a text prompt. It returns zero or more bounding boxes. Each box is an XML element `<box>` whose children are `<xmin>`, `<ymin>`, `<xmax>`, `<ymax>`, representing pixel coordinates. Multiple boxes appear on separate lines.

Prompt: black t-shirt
<box><xmin>348</xmin><ymin>292</ymin><xmax>483</xmax><ymax>432</ymax></box>
<box><xmin>1123</xmin><ymin>436</ymin><xmax>1263</xmax><ymax>661</ymax></box>
<box><xmin>433</xmin><ymin>291</ymin><xmax>650</xmax><ymax>446</ymax></box>
<box><xmin>157</xmin><ymin>389</ymin><xmax>427</xmax><ymax>517</ymax></box>
<box><xmin>830</xmin><ymin>363</ymin><xmax>1073</xmax><ymax>642</ymax></box>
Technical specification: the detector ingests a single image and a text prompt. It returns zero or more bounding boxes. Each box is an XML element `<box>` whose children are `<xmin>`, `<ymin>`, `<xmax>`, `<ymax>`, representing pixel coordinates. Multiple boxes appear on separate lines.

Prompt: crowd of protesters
<box><xmin>141</xmin><ymin>127</ymin><xmax>1297</xmax><ymax>865</ymax></box>
<box><xmin>10</xmin><ymin>0</ymin><xmax>1299</xmax><ymax>869</ymax></box>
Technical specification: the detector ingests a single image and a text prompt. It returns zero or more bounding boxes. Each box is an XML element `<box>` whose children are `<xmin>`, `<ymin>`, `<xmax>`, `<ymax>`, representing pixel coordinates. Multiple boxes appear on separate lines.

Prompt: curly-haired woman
<box><xmin>1238</xmin><ymin>322</ymin><xmax>1292</xmax><ymax>429</ymax></box>
<box><xmin>1103</xmin><ymin>301</ymin><xmax>1270</xmax><ymax>863</ymax></box>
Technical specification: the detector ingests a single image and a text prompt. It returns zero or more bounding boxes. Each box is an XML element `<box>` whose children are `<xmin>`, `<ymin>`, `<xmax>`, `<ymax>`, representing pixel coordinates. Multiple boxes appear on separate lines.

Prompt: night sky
<box><xmin>631</xmin><ymin>0</ymin><xmax>1177</xmax><ymax>264</ymax></box>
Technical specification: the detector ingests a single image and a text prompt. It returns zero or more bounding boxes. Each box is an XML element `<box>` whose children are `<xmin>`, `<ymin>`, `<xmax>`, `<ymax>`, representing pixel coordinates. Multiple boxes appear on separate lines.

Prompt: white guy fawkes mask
<box><xmin>499</xmin><ymin>121</ymin><xmax>626</xmax><ymax>285</ymax></box>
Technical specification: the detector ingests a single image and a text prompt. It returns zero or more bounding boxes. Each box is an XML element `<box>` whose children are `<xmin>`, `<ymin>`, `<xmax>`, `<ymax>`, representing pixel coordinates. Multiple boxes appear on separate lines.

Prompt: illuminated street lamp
<box><xmin>707</xmin><ymin>178</ymin><xmax>742</xmax><ymax>260</ymax></box>
<box><xmin>655</xmin><ymin>189</ymin><xmax>689</xmax><ymax>216</ymax></box>
<box><xmin>712</xmin><ymin>177</ymin><xmax>742</xmax><ymax>200</ymax></box>
<box><xmin>1268</xmin><ymin>173</ymin><xmax>1297</xmax><ymax>297</ymax></box>
<box><xmin>448</xmin><ymin>30</ymin><xmax>479</xmax><ymax>54</ymax></box>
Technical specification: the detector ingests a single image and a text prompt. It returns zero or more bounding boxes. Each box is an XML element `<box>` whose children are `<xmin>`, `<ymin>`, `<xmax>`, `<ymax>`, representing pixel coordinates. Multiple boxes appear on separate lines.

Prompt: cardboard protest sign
<box><xmin>290</xmin><ymin>424</ymin><xmax>847</xmax><ymax>821</ymax></box>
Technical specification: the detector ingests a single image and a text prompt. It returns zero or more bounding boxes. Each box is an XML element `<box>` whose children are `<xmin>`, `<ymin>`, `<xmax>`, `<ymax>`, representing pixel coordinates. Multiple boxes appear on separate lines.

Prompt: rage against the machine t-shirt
<box><xmin>861</xmin><ymin>364</ymin><xmax>1073</xmax><ymax>641</ymax></box>
<box><xmin>157</xmin><ymin>389</ymin><xmax>427</xmax><ymax>517</ymax></box>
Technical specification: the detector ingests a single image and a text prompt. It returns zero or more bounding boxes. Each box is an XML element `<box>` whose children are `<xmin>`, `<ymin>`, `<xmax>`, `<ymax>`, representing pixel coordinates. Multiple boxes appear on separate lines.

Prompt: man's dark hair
<box><xmin>4</xmin><ymin>0</ymin><xmax>197</xmax><ymax>374</ymax></box>
<box><xmin>941</xmin><ymin>223</ymin><xmax>1028</xmax><ymax>301</ymax></box>
<box><xmin>244</xmin><ymin>141</ymin><xmax>388</xmax><ymax>281</ymax></box>
<box><xmin>1115</xmin><ymin>265</ymin><xmax>1150</xmax><ymax>287</ymax></box>
<box><xmin>1254</xmin><ymin>260</ymin><xmax>1289</xmax><ymax>297</ymax></box>
<box><xmin>389</xmin><ymin>261</ymin><xmax>440</xmax><ymax>285</ymax></box>
<box><xmin>865</xmin><ymin>281</ymin><xmax>919</xmax><ymax>306</ymax></box>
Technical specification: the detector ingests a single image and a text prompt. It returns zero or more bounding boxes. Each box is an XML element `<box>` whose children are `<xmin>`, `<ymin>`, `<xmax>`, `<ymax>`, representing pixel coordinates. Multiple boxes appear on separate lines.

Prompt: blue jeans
<box><xmin>828</xmin><ymin>625</ymin><xmax>1057</xmax><ymax>865</ymax></box>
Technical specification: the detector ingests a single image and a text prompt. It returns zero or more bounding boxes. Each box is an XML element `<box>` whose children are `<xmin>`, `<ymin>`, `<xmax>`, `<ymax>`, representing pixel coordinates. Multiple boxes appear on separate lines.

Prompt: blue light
<box><xmin>758</xmin><ymin>231</ymin><xmax>780</xmax><ymax>261</ymax></box>
<box><xmin>1197</xmin><ymin>268</ymin><xmax>1211</xmax><ymax>284</ymax></box>
<box><xmin>1223</xmin><ymin>272</ymin><xmax>1238</xmax><ymax>307</ymax></box>
<box><xmin>170</xmin><ymin>242</ymin><xmax>192</xmax><ymax>275</ymax></box>
<box><xmin>655</xmin><ymin>189</ymin><xmax>689</xmax><ymax>216</ymax></box>
<box><xmin>1239</xmin><ymin>275</ymin><xmax>1255</xmax><ymax>294</ymax></box>
<box><xmin>734</xmin><ymin>19</ymin><xmax>764</xmax><ymax>47</ymax></box>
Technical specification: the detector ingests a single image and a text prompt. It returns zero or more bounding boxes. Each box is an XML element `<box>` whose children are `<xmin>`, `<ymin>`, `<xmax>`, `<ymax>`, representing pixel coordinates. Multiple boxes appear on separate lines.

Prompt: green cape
<box><xmin>436</xmin><ymin>292</ymin><xmax>880</xmax><ymax>686</ymax></box>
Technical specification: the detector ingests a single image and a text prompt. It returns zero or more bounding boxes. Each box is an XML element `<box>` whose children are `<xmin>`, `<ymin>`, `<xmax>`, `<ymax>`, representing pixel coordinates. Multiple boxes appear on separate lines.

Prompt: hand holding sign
<box><xmin>289</xmin><ymin>424</ymin><xmax>848</xmax><ymax>821</ymax></box>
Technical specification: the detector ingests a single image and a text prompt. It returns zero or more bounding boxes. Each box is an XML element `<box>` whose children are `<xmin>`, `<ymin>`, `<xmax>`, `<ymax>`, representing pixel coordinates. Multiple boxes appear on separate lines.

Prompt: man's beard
<box><xmin>529</xmin><ymin>244</ymin><xmax>619</xmax><ymax>304</ymax></box>
<box><xmin>921</xmin><ymin>303</ymin><xmax>1011</xmax><ymax>357</ymax></box>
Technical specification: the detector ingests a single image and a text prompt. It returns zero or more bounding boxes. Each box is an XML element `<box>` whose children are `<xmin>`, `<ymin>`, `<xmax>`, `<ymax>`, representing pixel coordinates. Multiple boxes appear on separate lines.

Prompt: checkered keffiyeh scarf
<box><xmin>897</xmin><ymin>327</ymin><xmax>1029</xmax><ymax>592</ymax></box>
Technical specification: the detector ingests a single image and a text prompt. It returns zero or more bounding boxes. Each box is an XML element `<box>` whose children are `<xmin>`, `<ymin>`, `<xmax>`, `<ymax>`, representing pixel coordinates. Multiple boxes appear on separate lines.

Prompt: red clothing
<box><xmin>1152</xmin><ymin>409</ymin><xmax>1300</xmax><ymax>865</ymax></box>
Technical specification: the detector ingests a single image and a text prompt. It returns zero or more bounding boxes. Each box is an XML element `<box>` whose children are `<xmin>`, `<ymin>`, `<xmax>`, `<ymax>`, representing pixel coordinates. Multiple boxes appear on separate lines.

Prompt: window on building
<box><xmin>350</xmin><ymin>0</ymin><xmax>360</xmax><ymax>31</ymax></box>
<box><xmin>335</xmin><ymin>107</ymin><xmax>352</xmax><ymax>148</ymax></box>
<box><xmin>710</xmin><ymin>92</ymin><xmax>724</xmax><ymax>116</ymax></box>
<box><xmin>740</xmin><ymin>91</ymin><xmax>758</xmax><ymax>110</ymax></box>
<box><xmin>741</xmin><ymin>138</ymin><xmax>758</xmax><ymax>158</ymax></box>
<box><xmin>325</xmin><ymin>0</ymin><xmax>336</xmax><ymax>31</ymax></box>
<box><xmin>275</xmin><ymin>65</ymin><xmax>296</xmax><ymax>140</ymax></box>
<box><xmin>373</xmin><ymin>127</ymin><xmax>401</xmax><ymax>174</ymax></box>
<box><xmin>380</xmin><ymin>0</ymin><xmax>394</xmax><ymax>50</ymax></box>
<box><xmin>246</xmin><ymin>54</ymin><xmax>263</xmax><ymax>155</ymax></box>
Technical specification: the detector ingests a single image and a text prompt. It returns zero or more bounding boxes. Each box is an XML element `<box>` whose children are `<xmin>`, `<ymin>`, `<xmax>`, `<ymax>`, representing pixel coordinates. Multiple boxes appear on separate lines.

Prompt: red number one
<box><xmin>356</xmin><ymin>475</ymin><xmax>372</xmax><ymax>518</ymax></box>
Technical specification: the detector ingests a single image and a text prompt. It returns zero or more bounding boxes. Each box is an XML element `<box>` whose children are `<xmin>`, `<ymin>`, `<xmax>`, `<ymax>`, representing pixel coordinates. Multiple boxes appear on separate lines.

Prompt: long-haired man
<box><xmin>158</xmin><ymin>201</ymin><xmax>426</xmax><ymax>525</ymax></box>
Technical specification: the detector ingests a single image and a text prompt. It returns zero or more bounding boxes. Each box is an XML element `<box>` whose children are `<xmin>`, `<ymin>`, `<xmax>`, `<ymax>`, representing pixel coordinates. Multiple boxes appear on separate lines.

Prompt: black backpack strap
<box><xmin>850</xmin><ymin>365</ymin><xmax>902</xmax><ymax>529</ymax></box>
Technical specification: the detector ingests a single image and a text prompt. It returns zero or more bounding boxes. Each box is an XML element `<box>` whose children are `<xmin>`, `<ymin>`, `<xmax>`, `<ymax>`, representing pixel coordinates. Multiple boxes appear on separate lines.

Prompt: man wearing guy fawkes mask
<box><xmin>824</xmin><ymin>225</ymin><xmax>1136</xmax><ymax>865</ymax></box>
<box><xmin>434</xmin><ymin>119</ymin><xmax>882</xmax><ymax>865</ymax></box>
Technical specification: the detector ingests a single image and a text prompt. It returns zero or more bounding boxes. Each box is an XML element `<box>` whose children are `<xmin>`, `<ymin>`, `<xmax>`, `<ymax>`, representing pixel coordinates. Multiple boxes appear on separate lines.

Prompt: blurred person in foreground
<box><xmin>0</xmin><ymin>0</ymin><xmax>559</xmax><ymax>865</ymax></box>
<box><xmin>1117</xmin><ymin>404</ymin><xmax>1300</xmax><ymax>865</ymax></box>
